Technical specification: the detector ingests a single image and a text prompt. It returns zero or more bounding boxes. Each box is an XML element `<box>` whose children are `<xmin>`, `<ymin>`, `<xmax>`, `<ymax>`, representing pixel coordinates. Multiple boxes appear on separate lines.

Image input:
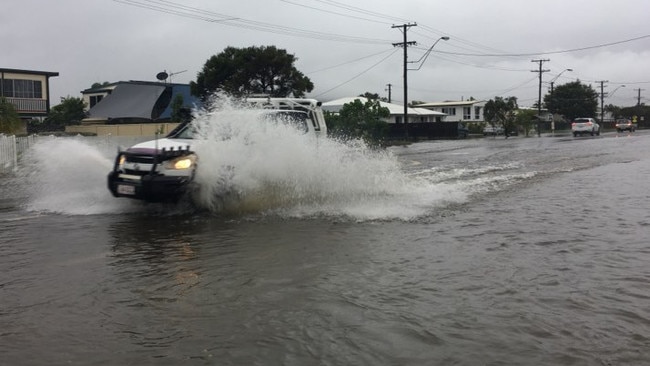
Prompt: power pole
<box><xmin>634</xmin><ymin>88</ymin><xmax>645</xmax><ymax>106</ymax></box>
<box><xmin>386</xmin><ymin>83</ymin><xmax>392</xmax><ymax>103</ymax></box>
<box><xmin>531</xmin><ymin>59</ymin><xmax>550</xmax><ymax>137</ymax></box>
<box><xmin>393</xmin><ymin>23</ymin><xmax>417</xmax><ymax>139</ymax></box>
<box><xmin>596</xmin><ymin>80</ymin><xmax>608</xmax><ymax>124</ymax></box>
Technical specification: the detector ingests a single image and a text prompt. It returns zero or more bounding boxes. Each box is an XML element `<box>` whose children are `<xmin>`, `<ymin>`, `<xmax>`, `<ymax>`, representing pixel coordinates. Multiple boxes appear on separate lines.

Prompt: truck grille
<box><xmin>126</xmin><ymin>155</ymin><xmax>156</xmax><ymax>164</ymax></box>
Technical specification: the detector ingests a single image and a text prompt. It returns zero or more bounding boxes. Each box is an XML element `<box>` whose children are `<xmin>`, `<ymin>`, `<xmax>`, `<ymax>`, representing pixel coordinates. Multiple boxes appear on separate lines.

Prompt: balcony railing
<box><xmin>6</xmin><ymin>97</ymin><xmax>47</xmax><ymax>113</ymax></box>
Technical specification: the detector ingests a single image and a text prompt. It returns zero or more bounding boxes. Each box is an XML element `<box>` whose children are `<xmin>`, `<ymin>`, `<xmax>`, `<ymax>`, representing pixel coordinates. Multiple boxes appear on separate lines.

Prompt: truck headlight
<box><xmin>163</xmin><ymin>154</ymin><xmax>197</xmax><ymax>170</ymax></box>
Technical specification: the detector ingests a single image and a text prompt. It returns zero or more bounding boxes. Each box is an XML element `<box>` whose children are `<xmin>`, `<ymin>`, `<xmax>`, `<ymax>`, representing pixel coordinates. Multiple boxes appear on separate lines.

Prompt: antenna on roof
<box><xmin>168</xmin><ymin>70</ymin><xmax>187</xmax><ymax>83</ymax></box>
<box><xmin>156</xmin><ymin>71</ymin><xmax>169</xmax><ymax>82</ymax></box>
<box><xmin>156</xmin><ymin>69</ymin><xmax>187</xmax><ymax>84</ymax></box>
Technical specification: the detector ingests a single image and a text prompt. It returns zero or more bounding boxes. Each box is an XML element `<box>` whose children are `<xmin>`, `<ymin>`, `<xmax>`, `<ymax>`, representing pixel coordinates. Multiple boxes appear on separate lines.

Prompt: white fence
<box><xmin>0</xmin><ymin>135</ymin><xmax>36</xmax><ymax>172</ymax></box>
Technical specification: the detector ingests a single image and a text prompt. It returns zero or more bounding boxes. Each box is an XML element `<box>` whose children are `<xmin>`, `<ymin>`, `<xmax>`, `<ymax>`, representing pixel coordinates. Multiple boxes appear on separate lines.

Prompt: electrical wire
<box><xmin>113</xmin><ymin>0</ymin><xmax>393</xmax><ymax>45</ymax></box>
<box><xmin>306</xmin><ymin>48</ymin><xmax>396</xmax><ymax>74</ymax></box>
<box><xmin>313</xmin><ymin>48</ymin><xmax>400</xmax><ymax>98</ymax></box>
<box><xmin>435</xmin><ymin>34</ymin><xmax>650</xmax><ymax>57</ymax></box>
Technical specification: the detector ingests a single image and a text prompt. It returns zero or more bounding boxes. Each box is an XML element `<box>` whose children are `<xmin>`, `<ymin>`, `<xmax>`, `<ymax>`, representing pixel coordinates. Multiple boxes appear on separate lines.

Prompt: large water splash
<box><xmin>15</xmin><ymin>99</ymin><xmax>476</xmax><ymax>220</ymax></box>
<box><xmin>185</xmin><ymin>99</ymin><xmax>469</xmax><ymax>220</ymax></box>
<box><xmin>17</xmin><ymin>137</ymin><xmax>142</xmax><ymax>215</ymax></box>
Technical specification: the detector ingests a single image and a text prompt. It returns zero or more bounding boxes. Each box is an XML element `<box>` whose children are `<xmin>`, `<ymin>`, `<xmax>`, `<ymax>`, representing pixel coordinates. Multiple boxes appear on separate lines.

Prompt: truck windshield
<box><xmin>167</xmin><ymin>110</ymin><xmax>310</xmax><ymax>140</ymax></box>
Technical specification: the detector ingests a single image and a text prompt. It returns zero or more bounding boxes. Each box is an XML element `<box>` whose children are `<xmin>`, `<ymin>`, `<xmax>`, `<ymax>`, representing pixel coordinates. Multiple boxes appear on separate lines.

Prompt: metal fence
<box><xmin>0</xmin><ymin>135</ymin><xmax>36</xmax><ymax>172</ymax></box>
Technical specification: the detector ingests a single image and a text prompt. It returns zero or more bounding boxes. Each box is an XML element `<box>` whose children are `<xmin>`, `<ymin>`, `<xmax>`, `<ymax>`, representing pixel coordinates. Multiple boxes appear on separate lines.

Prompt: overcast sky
<box><xmin>4</xmin><ymin>0</ymin><xmax>649</xmax><ymax>107</ymax></box>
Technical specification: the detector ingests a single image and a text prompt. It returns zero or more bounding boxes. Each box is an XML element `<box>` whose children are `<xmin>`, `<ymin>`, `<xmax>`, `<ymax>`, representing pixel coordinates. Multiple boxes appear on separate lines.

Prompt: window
<box><xmin>1</xmin><ymin>79</ymin><xmax>43</xmax><ymax>99</ymax></box>
<box><xmin>474</xmin><ymin>106</ymin><xmax>482</xmax><ymax>120</ymax></box>
<box><xmin>463</xmin><ymin>107</ymin><xmax>471</xmax><ymax>120</ymax></box>
<box><xmin>90</xmin><ymin>95</ymin><xmax>104</xmax><ymax>108</ymax></box>
<box><xmin>441</xmin><ymin>107</ymin><xmax>456</xmax><ymax>116</ymax></box>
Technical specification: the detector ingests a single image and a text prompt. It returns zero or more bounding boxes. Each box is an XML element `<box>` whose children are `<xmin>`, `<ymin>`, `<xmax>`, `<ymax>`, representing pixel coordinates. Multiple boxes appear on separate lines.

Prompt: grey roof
<box><xmin>87</xmin><ymin>83</ymin><xmax>166</xmax><ymax>120</ymax></box>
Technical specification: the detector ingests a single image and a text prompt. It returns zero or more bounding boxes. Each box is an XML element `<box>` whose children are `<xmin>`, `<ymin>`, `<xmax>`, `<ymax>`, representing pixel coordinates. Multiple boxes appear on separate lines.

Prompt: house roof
<box><xmin>415</xmin><ymin>100</ymin><xmax>484</xmax><ymax>108</ymax></box>
<box><xmin>87</xmin><ymin>83</ymin><xmax>167</xmax><ymax>120</ymax></box>
<box><xmin>84</xmin><ymin>81</ymin><xmax>200</xmax><ymax>122</ymax></box>
<box><xmin>322</xmin><ymin>97</ymin><xmax>446</xmax><ymax>116</ymax></box>
<box><xmin>0</xmin><ymin>67</ymin><xmax>59</xmax><ymax>77</ymax></box>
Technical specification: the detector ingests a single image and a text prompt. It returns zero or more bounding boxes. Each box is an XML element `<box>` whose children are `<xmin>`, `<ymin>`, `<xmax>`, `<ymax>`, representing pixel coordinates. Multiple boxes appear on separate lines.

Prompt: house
<box><xmin>414</xmin><ymin>100</ymin><xmax>485</xmax><ymax>123</ymax></box>
<box><xmin>0</xmin><ymin>67</ymin><xmax>59</xmax><ymax>123</ymax></box>
<box><xmin>80</xmin><ymin>80</ymin><xmax>200</xmax><ymax>124</ymax></box>
<box><xmin>322</xmin><ymin>97</ymin><xmax>446</xmax><ymax>123</ymax></box>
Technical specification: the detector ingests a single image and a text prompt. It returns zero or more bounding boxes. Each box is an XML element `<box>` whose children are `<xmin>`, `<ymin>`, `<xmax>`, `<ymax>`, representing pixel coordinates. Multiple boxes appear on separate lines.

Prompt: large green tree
<box><xmin>484</xmin><ymin>96</ymin><xmax>518</xmax><ymax>134</ymax></box>
<box><xmin>325</xmin><ymin>98</ymin><xmax>390</xmax><ymax>143</ymax></box>
<box><xmin>544</xmin><ymin>80</ymin><xmax>598</xmax><ymax>120</ymax></box>
<box><xmin>191</xmin><ymin>46</ymin><xmax>313</xmax><ymax>99</ymax></box>
<box><xmin>0</xmin><ymin>97</ymin><xmax>22</xmax><ymax>134</ymax></box>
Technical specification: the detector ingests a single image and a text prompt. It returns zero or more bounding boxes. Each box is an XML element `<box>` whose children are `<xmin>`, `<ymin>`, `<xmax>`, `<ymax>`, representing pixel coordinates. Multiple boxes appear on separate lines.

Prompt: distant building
<box><xmin>415</xmin><ymin>100</ymin><xmax>485</xmax><ymax>123</ymax></box>
<box><xmin>80</xmin><ymin>81</ymin><xmax>200</xmax><ymax>124</ymax></box>
<box><xmin>322</xmin><ymin>97</ymin><xmax>446</xmax><ymax>123</ymax></box>
<box><xmin>0</xmin><ymin>67</ymin><xmax>59</xmax><ymax>121</ymax></box>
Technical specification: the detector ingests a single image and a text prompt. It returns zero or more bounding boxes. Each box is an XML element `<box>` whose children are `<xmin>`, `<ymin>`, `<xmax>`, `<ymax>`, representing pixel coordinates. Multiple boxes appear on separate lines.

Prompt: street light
<box><xmin>549</xmin><ymin>68</ymin><xmax>572</xmax><ymax>95</ymax></box>
<box><xmin>548</xmin><ymin>69</ymin><xmax>573</xmax><ymax>132</ymax></box>
<box><xmin>609</xmin><ymin>84</ymin><xmax>626</xmax><ymax>98</ymax></box>
<box><xmin>408</xmin><ymin>36</ymin><xmax>450</xmax><ymax>71</ymax></box>
<box><xmin>398</xmin><ymin>35</ymin><xmax>449</xmax><ymax>140</ymax></box>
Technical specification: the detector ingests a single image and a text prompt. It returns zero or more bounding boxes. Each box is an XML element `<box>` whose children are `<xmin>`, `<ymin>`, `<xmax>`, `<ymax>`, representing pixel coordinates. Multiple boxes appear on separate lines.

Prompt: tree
<box><xmin>484</xmin><ymin>96</ymin><xmax>518</xmax><ymax>135</ymax></box>
<box><xmin>605</xmin><ymin>104</ymin><xmax>623</xmax><ymax>120</ymax></box>
<box><xmin>325</xmin><ymin>99</ymin><xmax>390</xmax><ymax>143</ymax></box>
<box><xmin>515</xmin><ymin>109</ymin><xmax>537</xmax><ymax>137</ymax></box>
<box><xmin>620</xmin><ymin>104</ymin><xmax>650</xmax><ymax>124</ymax></box>
<box><xmin>191</xmin><ymin>45</ymin><xmax>314</xmax><ymax>99</ymax></box>
<box><xmin>544</xmin><ymin>80</ymin><xmax>598</xmax><ymax>120</ymax></box>
<box><xmin>31</xmin><ymin>96</ymin><xmax>86</xmax><ymax>132</ymax></box>
<box><xmin>0</xmin><ymin>97</ymin><xmax>22</xmax><ymax>134</ymax></box>
<box><xmin>170</xmin><ymin>94</ymin><xmax>192</xmax><ymax>123</ymax></box>
<box><xmin>359</xmin><ymin>92</ymin><xmax>388</xmax><ymax>102</ymax></box>
<box><xmin>90</xmin><ymin>81</ymin><xmax>111</xmax><ymax>89</ymax></box>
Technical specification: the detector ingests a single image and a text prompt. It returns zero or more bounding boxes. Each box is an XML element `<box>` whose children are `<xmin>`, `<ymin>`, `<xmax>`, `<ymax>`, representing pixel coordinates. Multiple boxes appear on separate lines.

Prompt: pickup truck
<box><xmin>107</xmin><ymin>98</ymin><xmax>328</xmax><ymax>202</ymax></box>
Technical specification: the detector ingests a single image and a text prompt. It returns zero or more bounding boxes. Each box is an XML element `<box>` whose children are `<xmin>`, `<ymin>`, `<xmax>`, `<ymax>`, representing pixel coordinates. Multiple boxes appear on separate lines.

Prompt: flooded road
<box><xmin>2</xmin><ymin>131</ymin><xmax>649</xmax><ymax>365</ymax></box>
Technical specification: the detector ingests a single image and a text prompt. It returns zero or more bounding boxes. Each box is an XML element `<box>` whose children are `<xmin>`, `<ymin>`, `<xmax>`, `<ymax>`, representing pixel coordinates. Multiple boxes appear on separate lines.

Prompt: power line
<box><xmin>435</xmin><ymin>34</ymin><xmax>650</xmax><ymax>57</ymax></box>
<box><xmin>306</xmin><ymin>48</ymin><xmax>395</xmax><ymax>74</ymax></box>
<box><xmin>313</xmin><ymin>48</ymin><xmax>399</xmax><ymax>98</ymax></box>
<box><xmin>279</xmin><ymin>0</ymin><xmax>393</xmax><ymax>25</ymax></box>
<box><xmin>113</xmin><ymin>0</ymin><xmax>392</xmax><ymax>45</ymax></box>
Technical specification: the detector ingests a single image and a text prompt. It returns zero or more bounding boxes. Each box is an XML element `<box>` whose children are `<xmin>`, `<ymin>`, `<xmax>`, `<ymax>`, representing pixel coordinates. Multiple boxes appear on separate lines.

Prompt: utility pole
<box><xmin>596</xmin><ymin>80</ymin><xmax>608</xmax><ymax>124</ymax></box>
<box><xmin>386</xmin><ymin>83</ymin><xmax>392</xmax><ymax>103</ymax></box>
<box><xmin>634</xmin><ymin>88</ymin><xmax>645</xmax><ymax>106</ymax></box>
<box><xmin>393</xmin><ymin>23</ymin><xmax>417</xmax><ymax>140</ymax></box>
<box><xmin>531</xmin><ymin>59</ymin><xmax>550</xmax><ymax>137</ymax></box>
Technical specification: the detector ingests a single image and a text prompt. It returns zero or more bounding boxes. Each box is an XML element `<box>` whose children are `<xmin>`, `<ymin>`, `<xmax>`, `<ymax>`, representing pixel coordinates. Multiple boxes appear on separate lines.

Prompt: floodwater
<box><xmin>1</xmin><ymin>126</ymin><xmax>649</xmax><ymax>365</ymax></box>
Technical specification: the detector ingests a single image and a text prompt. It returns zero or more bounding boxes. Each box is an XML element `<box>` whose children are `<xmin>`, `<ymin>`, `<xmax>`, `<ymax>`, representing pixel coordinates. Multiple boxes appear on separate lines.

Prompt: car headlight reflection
<box><xmin>164</xmin><ymin>154</ymin><xmax>197</xmax><ymax>170</ymax></box>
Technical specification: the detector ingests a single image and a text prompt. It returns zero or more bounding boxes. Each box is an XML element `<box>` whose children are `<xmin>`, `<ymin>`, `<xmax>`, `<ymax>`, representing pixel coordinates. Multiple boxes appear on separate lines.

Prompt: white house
<box><xmin>322</xmin><ymin>97</ymin><xmax>446</xmax><ymax>123</ymax></box>
<box><xmin>415</xmin><ymin>100</ymin><xmax>485</xmax><ymax>123</ymax></box>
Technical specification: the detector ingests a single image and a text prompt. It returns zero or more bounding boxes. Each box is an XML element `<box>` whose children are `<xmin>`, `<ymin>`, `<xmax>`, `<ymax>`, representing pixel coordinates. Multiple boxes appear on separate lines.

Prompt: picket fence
<box><xmin>0</xmin><ymin>134</ymin><xmax>36</xmax><ymax>172</ymax></box>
